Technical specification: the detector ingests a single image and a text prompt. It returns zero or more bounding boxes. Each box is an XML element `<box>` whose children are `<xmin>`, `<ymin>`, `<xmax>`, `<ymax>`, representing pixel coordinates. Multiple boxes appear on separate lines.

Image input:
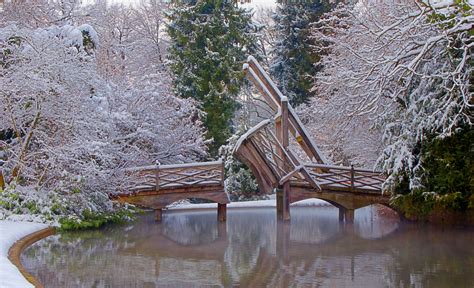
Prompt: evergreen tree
<box><xmin>167</xmin><ymin>0</ymin><xmax>259</xmax><ymax>156</ymax></box>
<box><xmin>270</xmin><ymin>1</ymin><xmax>332</xmax><ymax>106</ymax></box>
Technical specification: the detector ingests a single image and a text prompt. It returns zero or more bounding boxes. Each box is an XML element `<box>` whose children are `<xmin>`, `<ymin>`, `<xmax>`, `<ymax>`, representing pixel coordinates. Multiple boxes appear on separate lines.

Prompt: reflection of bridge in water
<box><xmin>26</xmin><ymin>208</ymin><xmax>474</xmax><ymax>287</ymax></box>
<box><xmin>114</xmin><ymin>208</ymin><xmax>400</xmax><ymax>286</ymax></box>
<box><xmin>114</xmin><ymin>56</ymin><xmax>392</xmax><ymax>224</ymax></box>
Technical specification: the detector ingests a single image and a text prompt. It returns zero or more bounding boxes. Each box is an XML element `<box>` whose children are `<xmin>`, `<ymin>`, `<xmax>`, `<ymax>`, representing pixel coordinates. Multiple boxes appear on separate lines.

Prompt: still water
<box><xmin>22</xmin><ymin>206</ymin><xmax>474</xmax><ymax>287</ymax></box>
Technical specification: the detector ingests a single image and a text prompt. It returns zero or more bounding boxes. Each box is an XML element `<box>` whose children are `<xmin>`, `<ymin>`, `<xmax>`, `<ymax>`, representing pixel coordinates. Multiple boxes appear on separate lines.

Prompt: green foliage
<box><xmin>421</xmin><ymin>126</ymin><xmax>473</xmax><ymax>200</ymax></box>
<box><xmin>391</xmin><ymin>190</ymin><xmax>436</xmax><ymax>219</ymax></box>
<box><xmin>226</xmin><ymin>166</ymin><xmax>259</xmax><ymax>201</ymax></box>
<box><xmin>58</xmin><ymin>208</ymin><xmax>135</xmax><ymax>231</ymax></box>
<box><xmin>271</xmin><ymin>0</ymin><xmax>334</xmax><ymax>106</ymax></box>
<box><xmin>167</xmin><ymin>0</ymin><xmax>260</xmax><ymax>155</ymax></box>
<box><xmin>81</xmin><ymin>30</ymin><xmax>95</xmax><ymax>51</ymax></box>
<box><xmin>426</xmin><ymin>0</ymin><xmax>472</xmax><ymax>30</ymax></box>
<box><xmin>392</xmin><ymin>126</ymin><xmax>473</xmax><ymax>218</ymax></box>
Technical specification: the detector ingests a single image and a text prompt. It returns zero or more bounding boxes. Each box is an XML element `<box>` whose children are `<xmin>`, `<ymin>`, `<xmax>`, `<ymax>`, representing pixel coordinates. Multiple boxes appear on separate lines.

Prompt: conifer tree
<box><xmin>167</xmin><ymin>0</ymin><xmax>259</xmax><ymax>156</ymax></box>
<box><xmin>270</xmin><ymin>0</ymin><xmax>332</xmax><ymax>106</ymax></box>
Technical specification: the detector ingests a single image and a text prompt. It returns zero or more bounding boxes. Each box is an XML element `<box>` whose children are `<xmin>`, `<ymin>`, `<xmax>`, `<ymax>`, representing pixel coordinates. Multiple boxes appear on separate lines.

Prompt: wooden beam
<box><xmin>245</xmin><ymin>56</ymin><xmax>328</xmax><ymax>164</ymax></box>
<box><xmin>155</xmin><ymin>209</ymin><xmax>163</xmax><ymax>222</ymax></box>
<box><xmin>218</xmin><ymin>203</ymin><xmax>227</xmax><ymax>222</ymax></box>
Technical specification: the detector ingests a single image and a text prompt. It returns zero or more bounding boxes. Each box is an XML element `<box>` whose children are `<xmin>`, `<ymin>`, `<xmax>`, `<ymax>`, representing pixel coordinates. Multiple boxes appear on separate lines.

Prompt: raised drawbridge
<box><xmin>233</xmin><ymin>56</ymin><xmax>389</xmax><ymax>222</ymax></box>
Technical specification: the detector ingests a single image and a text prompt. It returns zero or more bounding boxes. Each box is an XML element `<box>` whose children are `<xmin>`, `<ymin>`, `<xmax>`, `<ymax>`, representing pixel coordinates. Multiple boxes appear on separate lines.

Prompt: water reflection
<box><xmin>22</xmin><ymin>206</ymin><xmax>474</xmax><ymax>287</ymax></box>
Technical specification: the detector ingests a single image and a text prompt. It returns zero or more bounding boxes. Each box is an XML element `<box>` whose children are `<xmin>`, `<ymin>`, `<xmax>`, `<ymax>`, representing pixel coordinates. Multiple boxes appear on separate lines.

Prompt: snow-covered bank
<box><xmin>167</xmin><ymin>198</ymin><xmax>330</xmax><ymax>210</ymax></box>
<box><xmin>0</xmin><ymin>221</ymin><xmax>48</xmax><ymax>288</ymax></box>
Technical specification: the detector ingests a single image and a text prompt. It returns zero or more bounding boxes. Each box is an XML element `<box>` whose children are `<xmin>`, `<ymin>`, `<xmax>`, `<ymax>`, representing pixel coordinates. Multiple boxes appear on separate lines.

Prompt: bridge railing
<box><xmin>244</xmin><ymin>56</ymin><xmax>327</xmax><ymax>164</ymax></box>
<box><xmin>305</xmin><ymin>164</ymin><xmax>385</xmax><ymax>193</ymax></box>
<box><xmin>125</xmin><ymin>160</ymin><xmax>224</xmax><ymax>192</ymax></box>
<box><xmin>235</xmin><ymin>119</ymin><xmax>320</xmax><ymax>190</ymax></box>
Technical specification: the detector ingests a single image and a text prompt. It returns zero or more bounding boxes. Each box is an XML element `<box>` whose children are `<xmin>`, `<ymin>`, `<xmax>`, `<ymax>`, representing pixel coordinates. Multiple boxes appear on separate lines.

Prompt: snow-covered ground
<box><xmin>168</xmin><ymin>197</ymin><xmax>329</xmax><ymax>210</ymax></box>
<box><xmin>0</xmin><ymin>221</ymin><xmax>48</xmax><ymax>288</ymax></box>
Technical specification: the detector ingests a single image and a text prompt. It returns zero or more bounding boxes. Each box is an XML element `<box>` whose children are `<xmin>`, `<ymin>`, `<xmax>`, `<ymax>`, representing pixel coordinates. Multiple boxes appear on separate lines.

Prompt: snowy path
<box><xmin>0</xmin><ymin>221</ymin><xmax>48</xmax><ymax>288</ymax></box>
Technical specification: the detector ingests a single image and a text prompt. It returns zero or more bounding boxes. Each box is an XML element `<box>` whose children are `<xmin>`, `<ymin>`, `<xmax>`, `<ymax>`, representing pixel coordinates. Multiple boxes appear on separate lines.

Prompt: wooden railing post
<box><xmin>281</xmin><ymin>97</ymin><xmax>289</xmax><ymax>149</ymax></box>
<box><xmin>156</xmin><ymin>162</ymin><xmax>161</xmax><ymax>191</ymax></box>
<box><xmin>350</xmin><ymin>164</ymin><xmax>355</xmax><ymax>192</ymax></box>
<box><xmin>220</xmin><ymin>160</ymin><xmax>225</xmax><ymax>187</ymax></box>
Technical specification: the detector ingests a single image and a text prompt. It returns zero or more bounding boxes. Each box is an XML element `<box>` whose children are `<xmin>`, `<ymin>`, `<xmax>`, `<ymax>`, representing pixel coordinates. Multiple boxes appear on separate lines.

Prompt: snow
<box><xmin>0</xmin><ymin>221</ymin><xmax>48</xmax><ymax>288</ymax></box>
<box><xmin>425</xmin><ymin>0</ymin><xmax>474</xmax><ymax>8</ymax></box>
<box><xmin>167</xmin><ymin>197</ymin><xmax>330</xmax><ymax>210</ymax></box>
<box><xmin>233</xmin><ymin>119</ymin><xmax>270</xmax><ymax>153</ymax></box>
<box><xmin>58</xmin><ymin>25</ymin><xmax>84</xmax><ymax>47</ymax></box>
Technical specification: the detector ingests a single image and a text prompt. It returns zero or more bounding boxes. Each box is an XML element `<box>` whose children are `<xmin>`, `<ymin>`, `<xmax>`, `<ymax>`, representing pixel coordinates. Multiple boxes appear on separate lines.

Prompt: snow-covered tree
<box><xmin>309</xmin><ymin>0</ymin><xmax>473</xmax><ymax>202</ymax></box>
<box><xmin>0</xmin><ymin>24</ymin><xmax>113</xmax><ymax>222</ymax></box>
<box><xmin>270</xmin><ymin>0</ymin><xmax>333</xmax><ymax>106</ymax></box>
<box><xmin>167</xmin><ymin>0</ymin><xmax>261</xmax><ymax>156</ymax></box>
<box><xmin>0</xmin><ymin>17</ymin><xmax>207</xmax><ymax>225</ymax></box>
<box><xmin>0</xmin><ymin>0</ymin><xmax>83</xmax><ymax>27</ymax></box>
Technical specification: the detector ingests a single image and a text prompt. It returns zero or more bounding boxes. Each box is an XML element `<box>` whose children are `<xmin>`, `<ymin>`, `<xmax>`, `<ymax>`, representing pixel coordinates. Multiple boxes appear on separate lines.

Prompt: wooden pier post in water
<box><xmin>155</xmin><ymin>209</ymin><xmax>163</xmax><ymax>222</ymax></box>
<box><xmin>344</xmin><ymin>209</ymin><xmax>355</xmax><ymax>224</ymax></box>
<box><xmin>218</xmin><ymin>203</ymin><xmax>227</xmax><ymax>222</ymax></box>
<box><xmin>277</xmin><ymin>97</ymin><xmax>291</xmax><ymax>221</ymax></box>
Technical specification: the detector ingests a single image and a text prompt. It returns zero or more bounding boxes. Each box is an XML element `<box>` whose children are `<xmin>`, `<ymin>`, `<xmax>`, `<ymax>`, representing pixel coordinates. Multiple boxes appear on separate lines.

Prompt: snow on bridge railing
<box><xmin>124</xmin><ymin>160</ymin><xmax>224</xmax><ymax>192</ymax></box>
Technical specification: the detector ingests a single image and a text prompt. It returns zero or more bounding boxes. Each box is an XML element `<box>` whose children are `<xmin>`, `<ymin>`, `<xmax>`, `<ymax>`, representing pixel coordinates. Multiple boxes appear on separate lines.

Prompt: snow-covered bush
<box><xmin>0</xmin><ymin>24</ymin><xmax>115</xmax><ymax>225</ymax></box>
<box><xmin>220</xmin><ymin>133</ymin><xmax>260</xmax><ymax>201</ymax></box>
<box><xmin>0</xmin><ymin>23</ymin><xmax>207</xmax><ymax>227</ymax></box>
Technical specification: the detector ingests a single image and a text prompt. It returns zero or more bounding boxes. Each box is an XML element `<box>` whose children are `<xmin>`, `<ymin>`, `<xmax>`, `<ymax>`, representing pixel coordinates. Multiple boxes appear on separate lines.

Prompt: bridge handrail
<box><xmin>244</xmin><ymin>56</ymin><xmax>327</xmax><ymax>164</ymax></box>
<box><xmin>235</xmin><ymin>119</ymin><xmax>320</xmax><ymax>191</ymax></box>
<box><xmin>305</xmin><ymin>164</ymin><xmax>385</xmax><ymax>192</ymax></box>
<box><xmin>305</xmin><ymin>163</ymin><xmax>384</xmax><ymax>175</ymax></box>
<box><xmin>234</xmin><ymin>119</ymin><xmax>271</xmax><ymax>153</ymax></box>
<box><xmin>125</xmin><ymin>160</ymin><xmax>225</xmax><ymax>192</ymax></box>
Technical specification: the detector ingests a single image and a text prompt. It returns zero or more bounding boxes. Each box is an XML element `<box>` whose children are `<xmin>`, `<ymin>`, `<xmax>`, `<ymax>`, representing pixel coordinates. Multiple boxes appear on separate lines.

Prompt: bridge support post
<box><xmin>155</xmin><ymin>208</ymin><xmax>163</xmax><ymax>222</ymax></box>
<box><xmin>277</xmin><ymin>186</ymin><xmax>290</xmax><ymax>221</ymax></box>
<box><xmin>344</xmin><ymin>209</ymin><xmax>355</xmax><ymax>223</ymax></box>
<box><xmin>218</xmin><ymin>203</ymin><xmax>227</xmax><ymax>222</ymax></box>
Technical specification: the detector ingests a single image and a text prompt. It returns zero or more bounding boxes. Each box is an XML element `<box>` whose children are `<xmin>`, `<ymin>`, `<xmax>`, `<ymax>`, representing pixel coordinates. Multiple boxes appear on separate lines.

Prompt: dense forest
<box><xmin>0</xmin><ymin>0</ymin><xmax>472</xmax><ymax>228</ymax></box>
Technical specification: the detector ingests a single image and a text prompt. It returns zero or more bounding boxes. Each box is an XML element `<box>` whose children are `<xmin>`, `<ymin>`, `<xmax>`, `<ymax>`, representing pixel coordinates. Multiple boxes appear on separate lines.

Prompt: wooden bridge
<box><xmin>234</xmin><ymin>56</ymin><xmax>390</xmax><ymax>222</ymax></box>
<box><xmin>114</xmin><ymin>56</ymin><xmax>389</xmax><ymax>223</ymax></box>
<box><xmin>113</xmin><ymin>160</ymin><xmax>229</xmax><ymax>222</ymax></box>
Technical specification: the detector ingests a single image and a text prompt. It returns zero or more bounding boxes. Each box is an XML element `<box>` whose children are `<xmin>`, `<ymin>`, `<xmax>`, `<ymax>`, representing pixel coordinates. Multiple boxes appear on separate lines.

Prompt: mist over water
<box><xmin>23</xmin><ymin>206</ymin><xmax>474</xmax><ymax>287</ymax></box>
